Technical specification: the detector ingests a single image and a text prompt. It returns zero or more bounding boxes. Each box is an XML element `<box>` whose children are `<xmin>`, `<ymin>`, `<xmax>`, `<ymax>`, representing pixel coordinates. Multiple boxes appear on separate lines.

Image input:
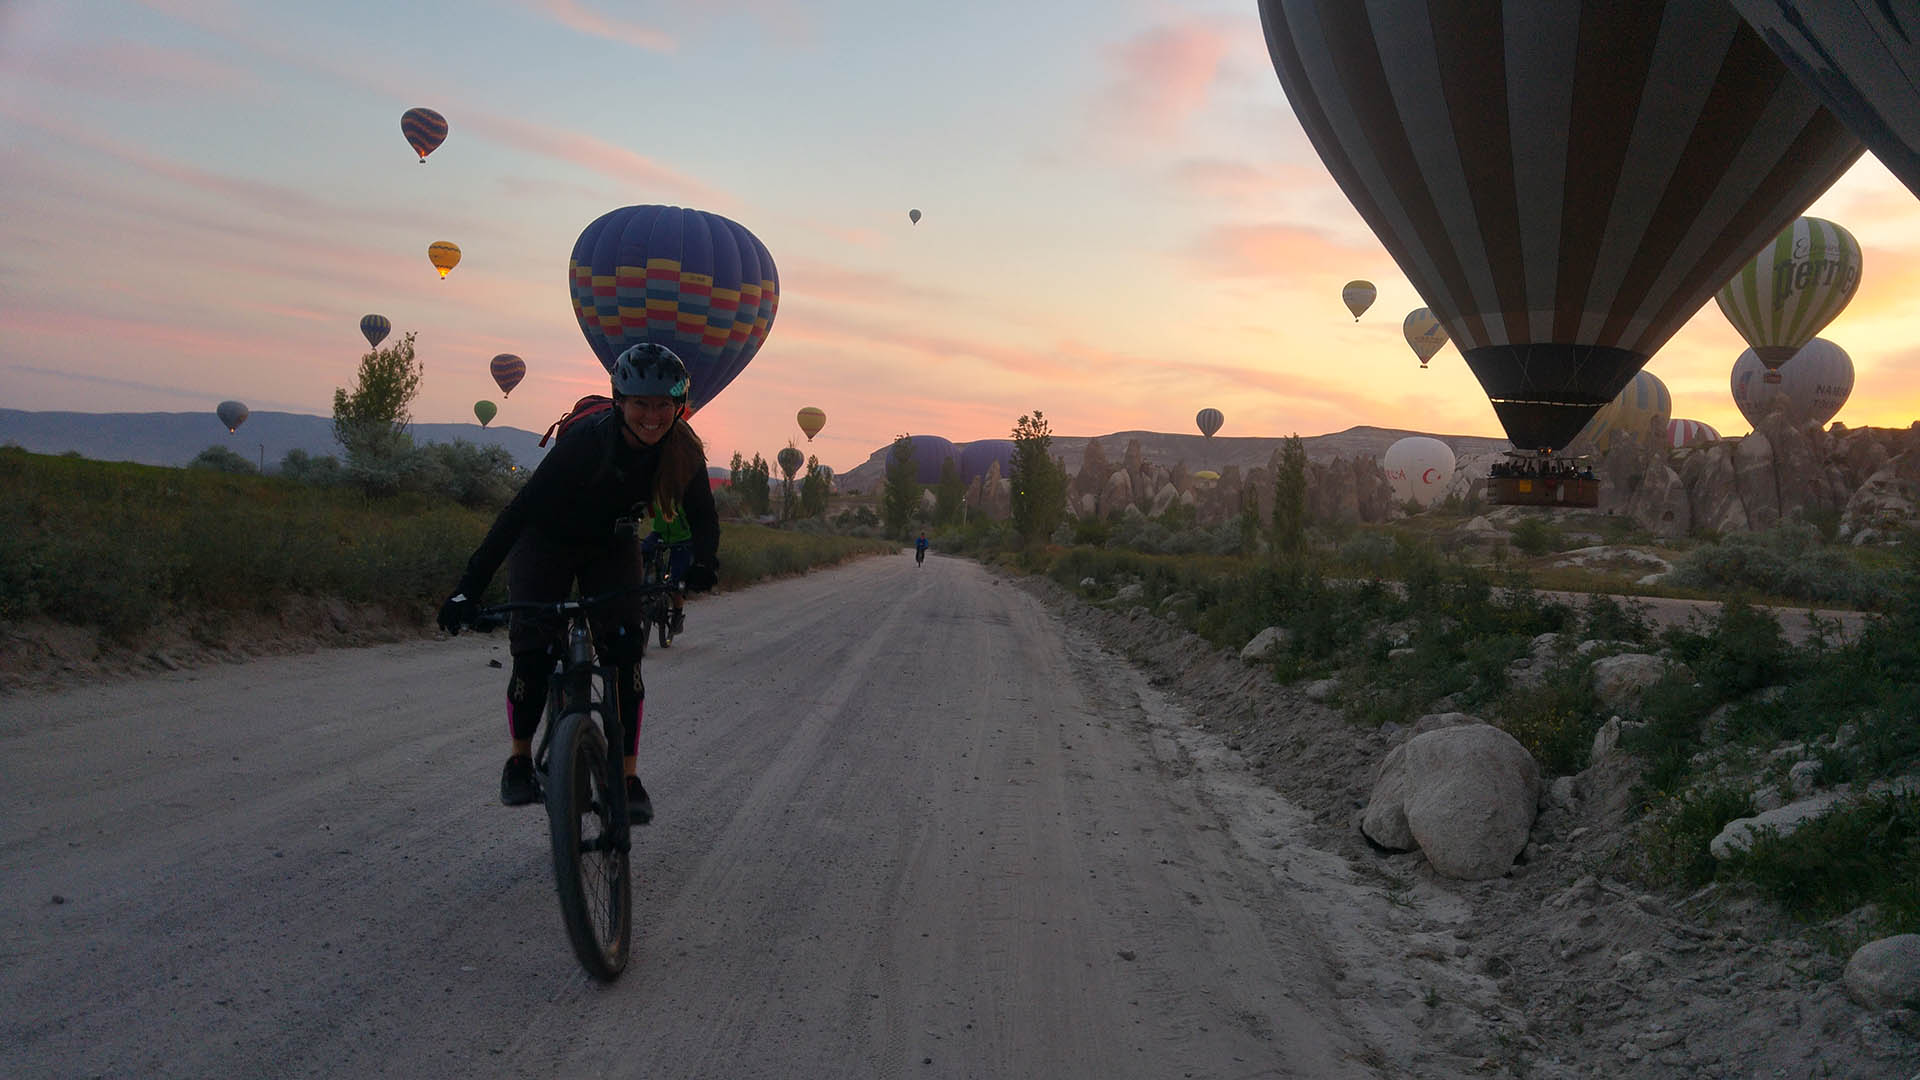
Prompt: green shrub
<box><xmin>1510</xmin><ymin>516</ymin><xmax>1565</xmax><ymax>556</ymax></box>
<box><xmin>1630</xmin><ymin>782</ymin><xmax>1753</xmax><ymax>889</ymax></box>
<box><xmin>1726</xmin><ymin>791</ymin><xmax>1920</xmax><ymax>936</ymax></box>
<box><xmin>1665</xmin><ymin>522</ymin><xmax>1896</xmax><ymax>608</ymax></box>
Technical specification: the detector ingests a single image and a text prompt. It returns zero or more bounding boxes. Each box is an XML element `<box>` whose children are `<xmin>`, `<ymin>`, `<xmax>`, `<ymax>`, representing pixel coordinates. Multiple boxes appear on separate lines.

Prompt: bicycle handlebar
<box><xmin>468</xmin><ymin>582</ymin><xmax>681</xmax><ymax>633</ymax></box>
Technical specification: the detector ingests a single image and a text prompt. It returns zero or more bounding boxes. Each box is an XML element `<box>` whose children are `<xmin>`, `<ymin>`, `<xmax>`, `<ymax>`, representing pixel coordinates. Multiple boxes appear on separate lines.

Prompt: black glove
<box><xmin>437</xmin><ymin>592</ymin><xmax>477</xmax><ymax>635</ymax></box>
<box><xmin>682</xmin><ymin>562</ymin><xmax>718</xmax><ymax>593</ymax></box>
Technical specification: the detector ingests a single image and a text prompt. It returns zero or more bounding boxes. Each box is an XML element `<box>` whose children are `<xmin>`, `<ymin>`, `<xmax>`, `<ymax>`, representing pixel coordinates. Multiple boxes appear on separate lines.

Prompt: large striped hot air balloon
<box><xmin>428</xmin><ymin>241</ymin><xmax>461</xmax><ymax>279</ymax></box>
<box><xmin>1195</xmin><ymin>408</ymin><xmax>1224</xmax><ymax>438</ymax></box>
<box><xmin>401</xmin><ymin>107</ymin><xmax>447</xmax><ymax>163</ymax></box>
<box><xmin>776</xmin><ymin>446</ymin><xmax>804</xmax><ymax>480</ymax></box>
<box><xmin>796</xmin><ymin>407</ymin><xmax>826</xmax><ymax>441</ymax></box>
<box><xmin>1258</xmin><ymin>0</ymin><xmax>1863</xmax><ymax>452</ymax></box>
<box><xmin>569</xmin><ymin>205</ymin><xmax>779</xmax><ymax>415</ymax></box>
<box><xmin>1729</xmin><ymin>2</ymin><xmax>1920</xmax><ymax>202</ymax></box>
<box><xmin>1731</xmin><ymin>338</ymin><xmax>1853</xmax><ymax>429</ymax></box>
<box><xmin>490</xmin><ymin>353</ymin><xmax>526</xmax><ymax>397</ymax></box>
<box><xmin>359</xmin><ymin>314</ymin><xmax>390</xmax><ymax>348</ymax></box>
<box><xmin>1714</xmin><ymin>217</ymin><xmax>1862</xmax><ymax>383</ymax></box>
<box><xmin>1341</xmin><ymin>280</ymin><xmax>1377</xmax><ymax>320</ymax></box>
<box><xmin>1403</xmin><ymin>309</ymin><xmax>1447</xmax><ymax>369</ymax></box>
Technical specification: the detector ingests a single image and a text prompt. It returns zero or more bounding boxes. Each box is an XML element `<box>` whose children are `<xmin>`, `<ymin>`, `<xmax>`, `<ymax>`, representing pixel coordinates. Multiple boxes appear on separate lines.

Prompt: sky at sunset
<box><xmin>4</xmin><ymin>0</ymin><xmax>1918</xmax><ymax>474</ymax></box>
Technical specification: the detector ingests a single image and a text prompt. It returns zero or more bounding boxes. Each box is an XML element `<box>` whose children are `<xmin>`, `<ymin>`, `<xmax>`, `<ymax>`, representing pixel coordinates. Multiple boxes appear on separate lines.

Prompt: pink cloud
<box><xmin>527</xmin><ymin>0</ymin><xmax>675</xmax><ymax>50</ymax></box>
<box><xmin>1093</xmin><ymin>22</ymin><xmax>1233</xmax><ymax>142</ymax></box>
<box><xmin>11</xmin><ymin>39</ymin><xmax>255</xmax><ymax>99</ymax></box>
<box><xmin>1166</xmin><ymin>157</ymin><xmax>1336</xmax><ymax>203</ymax></box>
<box><xmin>1185</xmin><ymin>222</ymin><xmax>1391</xmax><ymax>280</ymax></box>
<box><xmin>778</xmin><ymin>257</ymin><xmax>958</xmax><ymax>308</ymax></box>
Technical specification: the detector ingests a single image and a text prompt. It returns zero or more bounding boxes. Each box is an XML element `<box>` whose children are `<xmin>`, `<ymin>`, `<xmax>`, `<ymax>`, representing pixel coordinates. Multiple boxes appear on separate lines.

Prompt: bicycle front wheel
<box><xmin>544</xmin><ymin>709</ymin><xmax>631</xmax><ymax>980</ymax></box>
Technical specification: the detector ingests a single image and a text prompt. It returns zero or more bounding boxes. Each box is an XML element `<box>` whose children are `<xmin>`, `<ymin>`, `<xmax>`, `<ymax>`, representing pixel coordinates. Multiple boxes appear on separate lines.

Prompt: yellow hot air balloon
<box><xmin>1341</xmin><ymin>280</ymin><xmax>1377</xmax><ymax>321</ymax></box>
<box><xmin>428</xmin><ymin>241</ymin><xmax>461</xmax><ymax>279</ymax></box>
<box><xmin>796</xmin><ymin>406</ymin><xmax>826</xmax><ymax>441</ymax></box>
<box><xmin>1403</xmin><ymin>308</ymin><xmax>1448</xmax><ymax>368</ymax></box>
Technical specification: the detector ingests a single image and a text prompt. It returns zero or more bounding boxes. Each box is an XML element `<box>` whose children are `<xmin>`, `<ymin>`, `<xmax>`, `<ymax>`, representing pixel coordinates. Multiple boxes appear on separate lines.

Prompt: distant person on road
<box><xmin>435</xmin><ymin>343</ymin><xmax>720</xmax><ymax>822</ymax></box>
<box><xmin>645</xmin><ymin>500</ymin><xmax>694</xmax><ymax>635</ymax></box>
<box><xmin>915</xmin><ymin>532</ymin><xmax>929</xmax><ymax>567</ymax></box>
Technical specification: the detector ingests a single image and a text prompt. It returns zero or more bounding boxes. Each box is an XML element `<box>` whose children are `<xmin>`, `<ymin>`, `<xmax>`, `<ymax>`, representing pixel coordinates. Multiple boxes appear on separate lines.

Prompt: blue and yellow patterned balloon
<box><xmin>360</xmin><ymin>314</ymin><xmax>390</xmax><ymax>348</ymax></box>
<box><xmin>569</xmin><ymin>205</ymin><xmax>779</xmax><ymax>415</ymax></box>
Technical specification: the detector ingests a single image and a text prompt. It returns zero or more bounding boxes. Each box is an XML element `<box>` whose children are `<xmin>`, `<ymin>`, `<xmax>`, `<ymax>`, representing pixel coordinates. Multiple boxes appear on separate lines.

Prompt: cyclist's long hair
<box><xmin>649</xmin><ymin>415</ymin><xmax>705</xmax><ymax>516</ymax></box>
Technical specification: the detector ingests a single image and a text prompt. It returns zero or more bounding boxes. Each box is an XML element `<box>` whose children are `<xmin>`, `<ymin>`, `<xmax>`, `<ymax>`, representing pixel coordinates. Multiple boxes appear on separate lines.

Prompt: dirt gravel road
<box><xmin>1</xmin><ymin>552</ymin><xmax>1413</xmax><ymax>1079</ymax></box>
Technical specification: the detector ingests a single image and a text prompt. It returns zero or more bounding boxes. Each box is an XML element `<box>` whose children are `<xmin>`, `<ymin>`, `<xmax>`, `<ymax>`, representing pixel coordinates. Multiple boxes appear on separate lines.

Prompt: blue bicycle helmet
<box><xmin>610</xmin><ymin>343</ymin><xmax>691</xmax><ymax>403</ymax></box>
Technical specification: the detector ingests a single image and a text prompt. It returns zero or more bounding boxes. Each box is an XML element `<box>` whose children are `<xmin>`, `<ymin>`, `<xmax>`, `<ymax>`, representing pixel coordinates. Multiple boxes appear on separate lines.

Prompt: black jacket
<box><xmin>457</xmin><ymin>411</ymin><xmax>718</xmax><ymax>596</ymax></box>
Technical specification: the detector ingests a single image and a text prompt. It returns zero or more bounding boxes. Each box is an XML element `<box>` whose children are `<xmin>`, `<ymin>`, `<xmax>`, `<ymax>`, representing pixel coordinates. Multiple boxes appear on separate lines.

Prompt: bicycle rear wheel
<box><xmin>544</xmin><ymin>709</ymin><xmax>631</xmax><ymax>980</ymax></box>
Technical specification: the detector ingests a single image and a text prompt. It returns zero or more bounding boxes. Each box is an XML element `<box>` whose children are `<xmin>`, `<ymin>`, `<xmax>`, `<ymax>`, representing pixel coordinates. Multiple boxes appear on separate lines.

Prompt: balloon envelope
<box><xmin>909</xmin><ymin>209</ymin><xmax>922</xmax><ymax>224</ymax></box>
<box><xmin>1195</xmin><ymin>408</ymin><xmax>1224</xmax><ymax>438</ymax></box>
<box><xmin>796</xmin><ymin>407</ymin><xmax>826</xmax><ymax>441</ymax></box>
<box><xmin>1402</xmin><ymin>309</ymin><xmax>1447</xmax><ymax>367</ymax></box>
<box><xmin>1666</xmin><ymin>418</ymin><xmax>1720</xmax><ymax>448</ymax></box>
<box><xmin>401</xmin><ymin>107</ymin><xmax>447</xmax><ymax>161</ymax></box>
<box><xmin>359</xmin><ymin>314</ymin><xmax>390</xmax><ymax>348</ymax></box>
<box><xmin>428</xmin><ymin>241</ymin><xmax>461</xmax><ymax>278</ymax></box>
<box><xmin>1259</xmin><ymin>0</ymin><xmax>1863</xmax><ymax>452</ymax></box>
<box><xmin>958</xmin><ymin>439</ymin><xmax>1015</xmax><ymax>483</ymax></box>
<box><xmin>474</xmin><ymin>400</ymin><xmax>498</xmax><ymax>427</ymax></box>
<box><xmin>1341</xmin><ymin>280</ymin><xmax>1376</xmax><ymax>320</ymax></box>
<box><xmin>777</xmin><ymin>446</ymin><xmax>805</xmax><ymax>478</ymax></box>
<box><xmin>569</xmin><ymin>205</ymin><xmax>779</xmax><ymax>415</ymax></box>
<box><xmin>1382</xmin><ymin>436</ymin><xmax>1456</xmax><ymax>507</ymax></box>
<box><xmin>216</xmin><ymin>400</ymin><xmax>249</xmax><ymax>433</ymax></box>
<box><xmin>490</xmin><ymin>354</ymin><xmax>526</xmax><ymax>397</ymax></box>
<box><xmin>1731</xmin><ymin>338</ymin><xmax>1853</xmax><ymax>429</ymax></box>
<box><xmin>1728</xmin><ymin>1</ymin><xmax>1920</xmax><ymax>201</ymax></box>
<box><xmin>1575</xmin><ymin>370</ymin><xmax>1672</xmax><ymax>455</ymax></box>
<box><xmin>1714</xmin><ymin>217</ymin><xmax>1862</xmax><ymax>380</ymax></box>
<box><xmin>889</xmin><ymin>434</ymin><xmax>959</xmax><ymax>485</ymax></box>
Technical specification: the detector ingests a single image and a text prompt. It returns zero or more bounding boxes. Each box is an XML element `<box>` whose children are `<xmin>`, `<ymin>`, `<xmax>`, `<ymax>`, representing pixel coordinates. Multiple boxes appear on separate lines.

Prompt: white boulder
<box><xmin>1240</xmin><ymin>626</ymin><xmax>1292</xmax><ymax>662</ymax></box>
<box><xmin>1844</xmin><ymin>934</ymin><xmax>1920</xmax><ymax>1010</ymax></box>
<box><xmin>1402</xmin><ymin>724</ymin><xmax>1542</xmax><ymax>880</ymax></box>
<box><xmin>1709</xmin><ymin>791</ymin><xmax>1845</xmax><ymax>859</ymax></box>
<box><xmin>1589</xmin><ymin>653</ymin><xmax>1687</xmax><ymax>709</ymax></box>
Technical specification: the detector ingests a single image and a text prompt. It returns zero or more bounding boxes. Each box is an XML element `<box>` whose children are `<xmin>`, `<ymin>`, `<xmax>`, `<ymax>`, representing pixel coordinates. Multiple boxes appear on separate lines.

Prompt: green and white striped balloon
<box><xmin>1713</xmin><ymin>217</ymin><xmax>1862</xmax><ymax>383</ymax></box>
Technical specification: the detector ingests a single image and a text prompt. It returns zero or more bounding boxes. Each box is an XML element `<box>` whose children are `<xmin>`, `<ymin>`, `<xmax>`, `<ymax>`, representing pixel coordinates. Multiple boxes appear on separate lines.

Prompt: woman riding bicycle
<box><xmin>436</xmin><ymin>343</ymin><xmax>719</xmax><ymax>822</ymax></box>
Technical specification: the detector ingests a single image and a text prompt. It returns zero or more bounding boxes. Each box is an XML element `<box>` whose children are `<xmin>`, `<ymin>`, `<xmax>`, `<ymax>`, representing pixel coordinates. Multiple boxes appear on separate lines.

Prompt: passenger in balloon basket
<box><xmin>436</xmin><ymin>343</ymin><xmax>721</xmax><ymax>820</ymax></box>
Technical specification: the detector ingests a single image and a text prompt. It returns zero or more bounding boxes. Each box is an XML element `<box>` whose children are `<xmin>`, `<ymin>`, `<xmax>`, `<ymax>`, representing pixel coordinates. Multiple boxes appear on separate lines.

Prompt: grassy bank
<box><xmin>0</xmin><ymin>448</ymin><xmax>890</xmax><ymax>643</ymax></box>
<box><xmin>1035</xmin><ymin>540</ymin><xmax>1920</xmax><ymax>941</ymax></box>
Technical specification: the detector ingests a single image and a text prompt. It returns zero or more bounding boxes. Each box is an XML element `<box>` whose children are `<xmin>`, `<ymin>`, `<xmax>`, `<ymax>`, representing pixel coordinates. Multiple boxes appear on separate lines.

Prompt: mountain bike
<box><xmin>638</xmin><ymin>539</ymin><xmax>684</xmax><ymax>650</ymax></box>
<box><xmin>471</xmin><ymin>582</ymin><xmax>673</xmax><ymax>981</ymax></box>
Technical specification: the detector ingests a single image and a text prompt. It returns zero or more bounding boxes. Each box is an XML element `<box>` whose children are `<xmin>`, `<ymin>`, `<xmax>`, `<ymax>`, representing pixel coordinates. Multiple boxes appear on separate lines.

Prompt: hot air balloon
<box><xmin>428</xmin><ymin>241</ymin><xmax>461</xmax><ymax>279</ymax></box>
<box><xmin>1259</xmin><ymin>0</ymin><xmax>1863</xmax><ymax>453</ymax></box>
<box><xmin>360</xmin><ymin>314</ymin><xmax>390</xmax><ymax>348</ymax></box>
<box><xmin>401</xmin><ymin>107</ymin><xmax>447</xmax><ymax>163</ymax></box>
<box><xmin>1341</xmin><ymin>280</ymin><xmax>1377</xmax><ymax>321</ymax></box>
<box><xmin>1382</xmin><ymin>437</ymin><xmax>1456</xmax><ymax>508</ymax></box>
<box><xmin>1195</xmin><ymin>408</ymin><xmax>1224</xmax><ymax>438</ymax></box>
<box><xmin>1191</xmin><ymin>470</ymin><xmax>1221</xmax><ymax>483</ymax></box>
<box><xmin>1729</xmin><ymin>2</ymin><xmax>1920</xmax><ymax>201</ymax></box>
<box><xmin>490</xmin><ymin>353</ymin><xmax>526</xmax><ymax>397</ymax></box>
<box><xmin>1666</xmin><ymin>419</ymin><xmax>1720</xmax><ymax>448</ymax></box>
<box><xmin>908</xmin><ymin>209</ymin><xmax>922</xmax><ymax>225</ymax></box>
<box><xmin>1714</xmin><ymin>217</ymin><xmax>1862</xmax><ymax>384</ymax></box>
<box><xmin>777</xmin><ymin>446</ymin><xmax>805</xmax><ymax>479</ymax></box>
<box><xmin>888</xmin><ymin>434</ymin><xmax>959</xmax><ymax>485</ymax></box>
<box><xmin>958</xmin><ymin>439</ymin><xmax>1015</xmax><ymax>483</ymax></box>
<box><xmin>474</xmin><ymin>400</ymin><xmax>498</xmax><ymax>427</ymax></box>
<box><xmin>216</xmin><ymin>400</ymin><xmax>249</xmax><ymax>433</ymax></box>
<box><xmin>796</xmin><ymin>407</ymin><xmax>826</xmax><ymax>441</ymax></box>
<box><xmin>569</xmin><ymin>205</ymin><xmax>779</xmax><ymax>415</ymax></box>
<box><xmin>1402</xmin><ymin>309</ymin><xmax>1447</xmax><ymax>368</ymax></box>
<box><xmin>1575</xmin><ymin>370</ymin><xmax>1672</xmax><ymax>455</ymax></box>
<box><xmin>1731</xmin><ymin>338</ymin><xmax>1854</xmax><ymax>430</ymax></box>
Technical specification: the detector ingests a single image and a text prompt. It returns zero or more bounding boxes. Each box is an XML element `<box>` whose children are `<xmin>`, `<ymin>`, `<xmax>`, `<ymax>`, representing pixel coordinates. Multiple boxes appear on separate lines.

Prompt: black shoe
<box><xmin>624</xmin><ymin>775</ymin><xmax>654</xmax><ymax>826</ymax></box>
<box><xmin>500</xmin><ymin>754</ymin><xmax>538</xmax><ymax>806</ymax></box>
<box><xmin>669</xmin><ymin>608</ymin><xmax>685</xmax><ymax>635</ymax></box>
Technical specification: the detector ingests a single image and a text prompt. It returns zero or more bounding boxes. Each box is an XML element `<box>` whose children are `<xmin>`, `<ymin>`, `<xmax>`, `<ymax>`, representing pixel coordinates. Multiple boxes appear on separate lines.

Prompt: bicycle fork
<box><xmin>567</xmin><ymin>620</ymin><xmax>632</xmax><ymax>855</ymax></box>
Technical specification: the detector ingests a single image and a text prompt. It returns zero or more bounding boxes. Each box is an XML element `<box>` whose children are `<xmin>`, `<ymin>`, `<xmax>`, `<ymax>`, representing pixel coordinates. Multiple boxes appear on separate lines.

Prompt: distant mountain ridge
<box><xmin>836</xmin><ymin>426</ymin><xmax>1513</xmax><ymax>491</ymax></box>
<box><xmin>0</xmin><ymin>410</ymin><xmax>554</xmax><ymax>471</ymax></box>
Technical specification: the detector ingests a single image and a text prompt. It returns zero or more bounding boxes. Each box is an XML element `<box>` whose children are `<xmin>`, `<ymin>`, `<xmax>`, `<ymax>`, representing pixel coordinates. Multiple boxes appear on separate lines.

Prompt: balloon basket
<box><xmin>1763</xmin><ymin>371</ymin><xmax>1783</xmax><ymax>384</ymax></box>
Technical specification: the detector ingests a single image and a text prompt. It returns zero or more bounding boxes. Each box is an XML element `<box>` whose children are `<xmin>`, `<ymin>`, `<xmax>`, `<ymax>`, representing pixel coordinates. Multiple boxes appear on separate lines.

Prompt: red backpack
<box><xmin>538</xmin><ymin>395</ymin><xmax>613</xmax><ymax>447</ymax></box>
